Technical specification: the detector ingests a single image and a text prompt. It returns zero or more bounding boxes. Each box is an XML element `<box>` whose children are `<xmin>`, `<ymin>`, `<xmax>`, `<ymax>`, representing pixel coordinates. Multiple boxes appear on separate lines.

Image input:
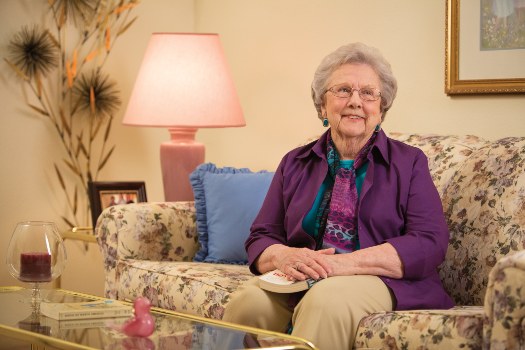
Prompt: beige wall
<box><xmin>0</xmin><ymin>0</ymin><xmax>195</xmax><ymax>294</ymax></box>
<box><xmin>1</xmin><ymin>0</ymin><xmax>524</xmax><ymax>292</ymax></box>
<box><xmin>195</xmin><ymin>0</ymin><xmax>525</xmax><ymax>172</ymax></box>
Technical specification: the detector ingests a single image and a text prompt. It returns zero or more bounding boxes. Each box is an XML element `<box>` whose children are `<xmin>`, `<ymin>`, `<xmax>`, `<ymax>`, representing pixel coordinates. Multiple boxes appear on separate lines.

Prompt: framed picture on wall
<box><xmin>445</xmin><ymin>0</ymin><xmax>525</xmax><ymax>94</ymax></box>
<box><xmin>88</xmin><ymin>181</ymin><xmax>147</xmax><ymax>228</ymax></box>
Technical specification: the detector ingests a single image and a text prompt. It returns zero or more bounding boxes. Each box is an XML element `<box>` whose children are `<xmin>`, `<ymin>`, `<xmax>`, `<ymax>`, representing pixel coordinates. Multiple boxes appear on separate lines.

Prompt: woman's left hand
<box><xmin>323</xmin><ymin>243</ymin><xmax>404</xmax><ymax>279</ymax></box>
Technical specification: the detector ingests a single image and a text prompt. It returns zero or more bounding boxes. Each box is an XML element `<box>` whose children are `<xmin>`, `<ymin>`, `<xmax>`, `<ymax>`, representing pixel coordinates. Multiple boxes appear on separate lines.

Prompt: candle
<box><xmin>19</xmin><ymin>252</ymin><xmax>52</xmax><ymax>282</ymax></box>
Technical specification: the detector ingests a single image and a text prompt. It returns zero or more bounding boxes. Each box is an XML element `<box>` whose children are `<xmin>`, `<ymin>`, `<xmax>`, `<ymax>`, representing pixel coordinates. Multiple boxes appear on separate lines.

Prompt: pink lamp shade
<box><xmin>123</xmin><ymin>33</ymin><xmax>245</xmax><ymax>201</ymax></box>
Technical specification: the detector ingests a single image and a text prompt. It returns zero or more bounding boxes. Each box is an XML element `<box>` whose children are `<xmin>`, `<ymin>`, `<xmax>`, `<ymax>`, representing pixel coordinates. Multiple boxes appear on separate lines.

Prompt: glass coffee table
<box><xmin>0</xmin><ymin>286</ymin><xmax>316</xmax><ymax>349</ymax></box>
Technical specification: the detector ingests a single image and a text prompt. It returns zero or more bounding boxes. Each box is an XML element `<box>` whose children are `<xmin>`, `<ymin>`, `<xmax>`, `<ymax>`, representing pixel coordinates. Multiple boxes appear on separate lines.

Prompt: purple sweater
<box><xmin>246</xmin><ymin>129</ymin><xmax>454</xmax><ymax>310</ymax></box>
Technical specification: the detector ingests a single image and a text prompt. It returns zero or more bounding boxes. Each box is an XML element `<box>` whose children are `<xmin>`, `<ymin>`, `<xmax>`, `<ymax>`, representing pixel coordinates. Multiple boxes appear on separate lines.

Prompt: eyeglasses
<box><xmin>326</xmin><ymin>84</ymin><xmax>381</xmax><ymax>101</ymax></box>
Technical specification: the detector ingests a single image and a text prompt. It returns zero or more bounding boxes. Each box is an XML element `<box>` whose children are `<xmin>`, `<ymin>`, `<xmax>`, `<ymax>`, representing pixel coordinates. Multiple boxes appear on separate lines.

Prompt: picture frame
<box><xmin>445</xmin><ymin>0</ymin><xmax>525</xmax><ymax>95</ymax></box>
<box><xmin>88</xmin><ymin>181</ymin><xmax>147</xmax><ymax>228</ymax></box>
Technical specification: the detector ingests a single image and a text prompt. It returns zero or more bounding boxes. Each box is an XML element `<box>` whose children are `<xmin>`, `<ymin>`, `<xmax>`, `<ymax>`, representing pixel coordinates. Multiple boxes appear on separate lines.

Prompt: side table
<box><xmin>61</xmin><ymin>227</ymin><xmax>97</xmax><ymax>243</ymax></box>
<box><xmin>58</xmin><ymin>228</ymin><xmax>104</xmax><ymax>296</ymax></box>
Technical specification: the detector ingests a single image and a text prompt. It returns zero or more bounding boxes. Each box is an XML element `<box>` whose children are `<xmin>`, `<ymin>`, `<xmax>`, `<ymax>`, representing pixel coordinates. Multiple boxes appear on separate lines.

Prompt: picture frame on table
<box><xmin>445</xmin><ymin>0</ymin><xmax>525</xmax><ymax>95</ymax></box>
<box><xmin>88</xmin><ymin>181</ymin><xmax>147</xmax><ymax>228</ymax></box>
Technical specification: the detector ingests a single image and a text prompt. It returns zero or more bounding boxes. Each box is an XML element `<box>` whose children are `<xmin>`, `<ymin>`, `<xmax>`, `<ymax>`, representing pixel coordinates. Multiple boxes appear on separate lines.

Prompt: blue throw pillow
<box><xmin>190</xmin><ymin>163</ymin><xmax>274</xmax><ymax>264</ymax></box>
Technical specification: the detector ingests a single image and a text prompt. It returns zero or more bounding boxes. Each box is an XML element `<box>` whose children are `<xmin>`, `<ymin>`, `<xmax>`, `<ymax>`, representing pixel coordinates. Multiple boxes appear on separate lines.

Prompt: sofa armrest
<box><xmin>483</xmin><ymin>250</ymin><xmax>525</xmax><ymax>349</ymax></box>
<box><xmin>96</xmin><ymin>201</ymin><xmax>198</xmax><ymax>298</ymax></box>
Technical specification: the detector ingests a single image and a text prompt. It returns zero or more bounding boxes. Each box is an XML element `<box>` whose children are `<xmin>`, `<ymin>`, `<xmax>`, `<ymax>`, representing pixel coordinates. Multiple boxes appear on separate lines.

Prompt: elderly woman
<box><xmin>223</xmin><ymin>42</ymin><xmax>453</xmax><ymax>349</ymax></box>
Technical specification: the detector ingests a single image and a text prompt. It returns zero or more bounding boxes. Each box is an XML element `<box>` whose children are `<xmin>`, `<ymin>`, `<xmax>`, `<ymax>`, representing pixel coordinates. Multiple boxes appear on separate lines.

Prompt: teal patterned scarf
<box><xmin>314</xmin><ymin>130</ymin><xmax>377</xmax><ymax>252</ymax></box>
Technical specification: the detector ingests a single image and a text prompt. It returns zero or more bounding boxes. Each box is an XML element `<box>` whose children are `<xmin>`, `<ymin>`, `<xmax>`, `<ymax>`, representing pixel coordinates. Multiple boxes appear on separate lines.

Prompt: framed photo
<box><xmin>445</xmin><ymin>0</ymin><xmax>525</xmax><ymax>94</ymax></box>
<box><xmin>88</xmin><ymin>181</ymin><xmax>147</xmax><ymax>227</ymax></box>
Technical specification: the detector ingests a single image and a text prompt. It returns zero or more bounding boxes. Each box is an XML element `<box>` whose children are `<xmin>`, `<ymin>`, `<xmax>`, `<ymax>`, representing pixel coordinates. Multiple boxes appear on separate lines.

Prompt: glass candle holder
<box><xmin>6</xmin><ymin>221</ymin><xmax>67</xmax><ymax>314</ymax></box>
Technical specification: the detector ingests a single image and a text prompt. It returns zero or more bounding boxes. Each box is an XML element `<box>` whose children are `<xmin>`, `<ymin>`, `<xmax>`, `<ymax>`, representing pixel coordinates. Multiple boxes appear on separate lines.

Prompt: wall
<box><xmin>0</xmin><ymin>0</ymin><xmax>195</xmax><ymax>295</ymax></box>
<box><xmin>194</xmin><ymin>0</ymin><xmax>525</xmax><ymax>172</ymax></box>
<box><xmin>1</xmin><ymin>0</ymin><xmax>524</xmax><ymax>292</ymax></box>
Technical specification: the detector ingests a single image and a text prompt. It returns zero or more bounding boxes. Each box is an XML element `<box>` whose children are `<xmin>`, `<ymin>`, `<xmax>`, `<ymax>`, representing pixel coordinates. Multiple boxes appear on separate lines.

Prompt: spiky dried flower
<box><xmin>74</xmin><ymin>70</ymin><xmax>121</xmax><ymax>118</ymax></box>
<box><xmin>52</xmin><ymin>0</ymin><xmax>98</xmax><ymax>26</ymax></box>
<box><xmin>8</xmin><ymin>25</ymin><xmax>58</xmax><ymax>78</ymax></box>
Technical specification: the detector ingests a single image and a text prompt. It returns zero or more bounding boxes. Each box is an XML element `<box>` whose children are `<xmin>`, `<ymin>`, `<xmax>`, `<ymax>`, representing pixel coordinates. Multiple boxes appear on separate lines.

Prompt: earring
<box><xmin>375</xmin><ymin>124</ymin><xmax>381</xmax><ymax>131</ymax></box>
<box><xmin>322</xmin><ymin>118</ymin><xmax>329</xmax><ymax>127</ymax></box>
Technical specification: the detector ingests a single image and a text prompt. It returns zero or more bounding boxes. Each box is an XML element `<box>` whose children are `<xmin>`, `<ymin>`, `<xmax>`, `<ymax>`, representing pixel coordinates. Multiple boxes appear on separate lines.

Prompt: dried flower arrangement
<box><xmin>4</xmin><ymin>0</ymin><xmax>139</xmax><ymax>228</ymax></box>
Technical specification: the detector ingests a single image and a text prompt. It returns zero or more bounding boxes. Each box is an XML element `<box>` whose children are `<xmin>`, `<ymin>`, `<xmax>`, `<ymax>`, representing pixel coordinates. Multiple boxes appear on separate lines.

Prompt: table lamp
<box><xmin>123</xmin><ymin>33</ymin><xmax>245</xmax><ymax>201</ymax></box>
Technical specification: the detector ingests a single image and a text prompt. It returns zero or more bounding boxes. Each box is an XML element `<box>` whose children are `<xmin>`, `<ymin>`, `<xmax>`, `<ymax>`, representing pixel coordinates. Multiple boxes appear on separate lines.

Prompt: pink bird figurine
<box><xmin>120</xmin><ymin>297</ymin><xmax>155</xmax><ymax>337</ymax></box>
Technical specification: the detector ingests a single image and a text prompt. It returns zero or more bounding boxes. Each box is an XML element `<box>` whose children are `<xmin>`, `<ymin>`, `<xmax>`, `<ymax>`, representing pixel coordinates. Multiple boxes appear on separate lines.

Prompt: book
<box><xmin>39</xmin><ymin>315</ymin><xmax>129</xmax><ymax>330</ymax></box>
<box><xmin>40</xmin><ymin>300</ymin><xmax>133</xmax><ymax>320</ymax></box>
<box><xmin>258</xmin><ymin>269</ymin><xmax>322</xmax><ymax>293</ymax></box>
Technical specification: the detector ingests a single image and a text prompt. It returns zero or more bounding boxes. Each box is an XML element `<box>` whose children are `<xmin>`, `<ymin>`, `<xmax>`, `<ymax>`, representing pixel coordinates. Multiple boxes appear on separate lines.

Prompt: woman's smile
<box><xmin>341</xmin><ymin>114</ymin><xmax>365</xmax><ymax>120</ymax></box>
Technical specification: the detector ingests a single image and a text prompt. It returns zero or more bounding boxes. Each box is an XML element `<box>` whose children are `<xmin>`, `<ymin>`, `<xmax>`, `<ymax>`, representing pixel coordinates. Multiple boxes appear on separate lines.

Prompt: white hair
<box><xmin>311</xmin><ymin>42</ymin><xmax>397</xmax><ymax>121</ymax></box>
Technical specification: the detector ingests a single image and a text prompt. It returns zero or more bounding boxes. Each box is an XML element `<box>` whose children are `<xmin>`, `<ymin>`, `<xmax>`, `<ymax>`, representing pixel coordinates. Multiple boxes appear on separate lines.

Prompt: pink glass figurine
<box><xmin>121</xmin><ymin>297</ymin><xmax>155</xmax><ymax>337</ymax></box>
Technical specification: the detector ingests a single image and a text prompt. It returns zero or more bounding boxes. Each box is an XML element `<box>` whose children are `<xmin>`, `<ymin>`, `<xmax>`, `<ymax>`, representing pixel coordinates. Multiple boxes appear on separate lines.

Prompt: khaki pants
<box><xmin>223</xmin><ymin>275</ymin><xmax>394</xmax><ymax>349</ymax></box>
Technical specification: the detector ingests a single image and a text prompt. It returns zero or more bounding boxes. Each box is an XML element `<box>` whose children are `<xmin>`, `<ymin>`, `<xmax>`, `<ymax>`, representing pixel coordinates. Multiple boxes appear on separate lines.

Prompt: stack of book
<box><xmin>40</xmin><ymin>300</ymin><xmax>133</xmax><ymax>320</ymax></box>
<box><xmin>258</xmin><ymin>269</ymin><xmax>323</xmax><ymax>293</ymax></box>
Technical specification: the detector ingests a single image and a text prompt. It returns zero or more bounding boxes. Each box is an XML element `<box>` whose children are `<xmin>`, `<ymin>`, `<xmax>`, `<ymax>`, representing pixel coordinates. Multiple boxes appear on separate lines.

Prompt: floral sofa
<box><xmin>96</xmin><ymin>132</ymin><xmax>525</xmax><ymax>349</ymax></box>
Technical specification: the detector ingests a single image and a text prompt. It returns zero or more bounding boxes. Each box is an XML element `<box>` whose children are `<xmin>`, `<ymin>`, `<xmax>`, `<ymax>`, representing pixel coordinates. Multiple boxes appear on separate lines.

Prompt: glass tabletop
<box><xmin>0</xmin><ymin>287</ymin><xmax>316</xmax><ymax>350</ymax></box>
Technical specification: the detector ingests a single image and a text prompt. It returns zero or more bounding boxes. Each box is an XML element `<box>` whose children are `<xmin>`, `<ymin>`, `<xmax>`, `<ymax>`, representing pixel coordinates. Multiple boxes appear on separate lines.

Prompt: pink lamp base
<box><xmin>160</xmin><ymin>128</ymin><xmax>204</xmax><ymax>202</ymax></box>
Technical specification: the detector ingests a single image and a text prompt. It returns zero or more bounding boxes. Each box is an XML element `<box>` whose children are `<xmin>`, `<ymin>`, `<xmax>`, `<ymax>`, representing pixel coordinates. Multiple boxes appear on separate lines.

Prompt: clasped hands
<box><xmin>273</xmin><ymin>246</ymin><xmax>336</xmax><ymax>281</ymax></box>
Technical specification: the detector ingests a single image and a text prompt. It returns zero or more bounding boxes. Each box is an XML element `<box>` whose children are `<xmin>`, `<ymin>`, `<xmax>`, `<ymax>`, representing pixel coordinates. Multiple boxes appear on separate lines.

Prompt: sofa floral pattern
<box><xmin>97</xmin><ymin>202</ymin><xmax>256</xmax><ymax>319</ymax></box>
<box><xmin>97</xmin><ymin>133</ymin><xmax>525</xmax><ymax>349</ymax></box>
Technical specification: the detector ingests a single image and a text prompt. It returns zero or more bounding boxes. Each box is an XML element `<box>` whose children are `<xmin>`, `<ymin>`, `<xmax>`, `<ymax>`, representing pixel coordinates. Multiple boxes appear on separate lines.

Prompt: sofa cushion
<box><xmin>439</xmin><ymin>137</ymin><xmax>525</xmax><ymax>306</ymax></box>
<box><xmin>388</xmin><ymin>132</ymin><xmax>489</xmax><ymax>195</ymax></box>
<box><xmin>115</xmin><ymin>259</ymin><xmax>254</xmax><ymax>319</ymax></box>
<box><xmin>355</xmin><ymin>306</ymin><xmax>484</xmax><ymax>349</ymax></box>
<box><xmin>190</xmin><ymin>163</ymin><xmax>274</xmax><ymax>264</ymax></box>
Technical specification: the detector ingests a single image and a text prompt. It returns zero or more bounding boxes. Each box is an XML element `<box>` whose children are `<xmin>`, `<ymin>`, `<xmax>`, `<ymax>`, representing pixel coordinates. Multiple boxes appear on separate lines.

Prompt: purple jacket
<box><xmin>246</xmin><ymin>129</ymin><xmax>454</xmax><ymax>310</ymax></box>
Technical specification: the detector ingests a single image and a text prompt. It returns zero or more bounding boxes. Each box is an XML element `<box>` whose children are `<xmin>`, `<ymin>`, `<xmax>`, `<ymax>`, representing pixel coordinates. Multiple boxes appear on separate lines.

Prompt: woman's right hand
<box><xmin>256</xmin><ymin>244</ymin><xmax>335</xmax><ymax>281</ymax></box>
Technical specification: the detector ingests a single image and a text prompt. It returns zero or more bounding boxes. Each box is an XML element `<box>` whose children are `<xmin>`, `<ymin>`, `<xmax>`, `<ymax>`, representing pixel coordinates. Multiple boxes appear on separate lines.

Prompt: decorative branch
<box><xmin>5</xmin><ymin>0</ymin><xmax>139</xmax><ymax>228</ymax></box>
